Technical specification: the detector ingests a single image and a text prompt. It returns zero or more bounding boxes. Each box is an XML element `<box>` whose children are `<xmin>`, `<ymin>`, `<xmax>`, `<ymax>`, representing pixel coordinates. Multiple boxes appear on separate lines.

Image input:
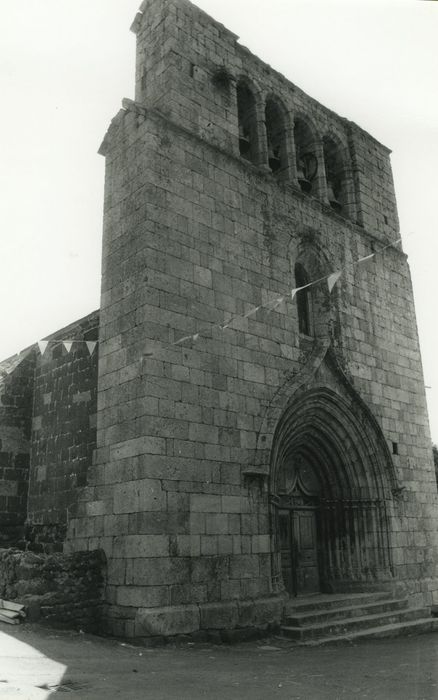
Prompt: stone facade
<box><xmin>1</xmin><ymin>0</ymin><xmax>438</xmax><ymax>640</ymax></box>
<box><xmin>64</xmin><ymin>0</ymin><xmax>438</xmax><ymax>637</ymax></box>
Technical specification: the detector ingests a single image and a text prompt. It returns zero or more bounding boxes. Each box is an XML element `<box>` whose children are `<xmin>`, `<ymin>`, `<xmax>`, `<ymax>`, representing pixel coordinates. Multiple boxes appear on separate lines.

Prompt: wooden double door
<box><xmin>278</xmin><ymin>507</ymin><xmax>320</xmax><ymax>596</ymax></box>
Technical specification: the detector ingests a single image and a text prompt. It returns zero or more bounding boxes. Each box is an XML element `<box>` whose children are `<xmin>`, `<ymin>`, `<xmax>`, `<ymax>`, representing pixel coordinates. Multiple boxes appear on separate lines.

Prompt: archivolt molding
<box><xmin>252</xmin><ymin>341</ymin><xmax>397</xmax><ymax>499</ymax></box>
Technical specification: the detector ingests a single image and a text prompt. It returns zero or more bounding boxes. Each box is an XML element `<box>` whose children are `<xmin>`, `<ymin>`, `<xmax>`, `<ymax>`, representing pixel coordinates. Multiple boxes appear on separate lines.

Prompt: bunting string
<box><xmin>36</xmin><ymin>338</ymin><xmax>98</xmax><ymax>356</ymax></box>
<box><xmin>167</xmin><ymin>237</ymin><xmax>402</xmax><ymax>350</ymax></box>
<box><xmin>34</xmin><ymin>237</ymin><xmax>402</xmax><ymax>358</ymax></box>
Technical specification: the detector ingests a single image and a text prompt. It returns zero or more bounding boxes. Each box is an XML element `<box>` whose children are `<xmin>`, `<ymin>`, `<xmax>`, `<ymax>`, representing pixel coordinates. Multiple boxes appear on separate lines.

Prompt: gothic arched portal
<box><xmin>270</xmin><ymin>387</ymin><xmax>395</xmax><ymax>596</ymax></box>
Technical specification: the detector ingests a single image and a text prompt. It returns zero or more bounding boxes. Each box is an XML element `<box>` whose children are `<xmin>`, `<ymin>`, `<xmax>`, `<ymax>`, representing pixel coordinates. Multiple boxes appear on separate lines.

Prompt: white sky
<box><xmin>1</xmin><ymin>0</ymin><xmax>437</xmax><ymax>439</ymax></box>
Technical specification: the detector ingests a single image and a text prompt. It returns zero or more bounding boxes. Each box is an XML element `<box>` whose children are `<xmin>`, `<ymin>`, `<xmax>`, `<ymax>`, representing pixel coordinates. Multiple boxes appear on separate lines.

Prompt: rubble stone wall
<box><xmin>0</xmin><ymin>547</ymin><xmax>105</xmax><ymax>631</ymax></box>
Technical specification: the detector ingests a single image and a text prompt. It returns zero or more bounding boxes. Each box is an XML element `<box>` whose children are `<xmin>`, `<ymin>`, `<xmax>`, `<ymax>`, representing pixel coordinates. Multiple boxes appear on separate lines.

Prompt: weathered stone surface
<box><xmin>134</xmin><ymin>604</ymin><xmax>200</xmax><ymax>636</ymax></box>
<box><xmin>199</xmin><ymin>601</ymin><xmax>238</xmax><ymax>630</ymax></box>
<box><xmin>237</xmin><ymin>596</ymin><xmax>284</xmax><ymax>628</ymax></box>
<box><xmin>68</xmin><ymin>0</ymin><xmax>438</xmax><ymax>635</ymax></box>
<box><xmin>1</xmin><ymin>0</ymin><xmax>438</xmax><ymax>641</ymax></box>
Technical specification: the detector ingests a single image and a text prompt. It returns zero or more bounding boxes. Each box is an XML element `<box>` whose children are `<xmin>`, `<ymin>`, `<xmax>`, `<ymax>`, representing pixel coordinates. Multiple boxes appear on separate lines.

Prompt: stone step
<box><xmin>284</xmin><ymin>591</ymin><xmax>392</xmax><ymax>615</ymax></box>
<box><xmin>299</xmin><ymin>617</ymin><xmax>438</xmax><ymax>646</ymax></box>
<box><xmin>281</xmin><ymin>606</ymin><xmax>430</xmax><ymax>641</ymax></box>
<box><xmin>283</xmin><ymin>598</ymin><xmax>408</xmax><ymax>627</ymax></box>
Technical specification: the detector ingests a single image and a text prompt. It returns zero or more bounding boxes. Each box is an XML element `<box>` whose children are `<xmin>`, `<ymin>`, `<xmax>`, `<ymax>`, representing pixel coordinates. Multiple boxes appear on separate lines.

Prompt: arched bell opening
<box><xmin>236</xmin><ymin>80</ymin><xmax>259</xmax><ymax>164</ymax></box>
<box><xmin>265</xmin><ymin>98</ymin><xmax>288</xmax><ymax>178</ymax></box>
<box><xmin>293</xmin><ymin>118</ymin><xmax>318</xmax><ymax>195</ymax></box>
<box><xmin>323</xmin><ymin>135</ymin><xmax>349</xmax><ymax>214</ymax></box>
<box><xmin>270</xmin><ymin>388</ymin><xmax>394</xmax><ymax>596</ymax></box>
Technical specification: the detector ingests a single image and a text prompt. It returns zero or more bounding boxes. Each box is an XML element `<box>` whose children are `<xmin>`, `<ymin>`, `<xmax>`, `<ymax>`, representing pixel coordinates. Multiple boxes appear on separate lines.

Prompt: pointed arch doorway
<box><xmin>271</xmin><ymin>388</ymin><xmax>395</xmax><ymax>596</ymax></box>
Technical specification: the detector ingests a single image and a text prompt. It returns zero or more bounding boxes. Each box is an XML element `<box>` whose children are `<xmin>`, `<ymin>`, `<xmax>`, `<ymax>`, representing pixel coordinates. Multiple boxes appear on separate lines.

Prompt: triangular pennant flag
<box><xmin>379</xmin><ymin>237</ymin><xmax>401</xmax><ymax>255</ymax></box>
<box><xmin>86</xmin><ymin>341</ymin><xmax>97</xmax><ymax>355</ymax></box>
<box><xmin>38</xmin><ymin>340</ymin><xmax>49</xmax><ymax>356</ymax></box>
<box><xmin>221</xmin><ymin>316</ymin><xmax>237</xmax><ymax>330</ymax></box>
<box><xmin>173</xmin><ymin>334</ymin><xmax>193</xmax><ymax>346</ymax></box>
<box><xmin>327</xmin><ymin>271</ymin><xmax>342</xmax><ymax>294</ymax></box>
<box><xmin>265</xmin><ymin>297</ymin><xmax>284</xmax><ymax>316</ymax></box>
<box><xmin>357</xmin><ymin>253</ymin><xmax>375</xmax><ymax>264</ymax></box>
<box><xmin>291</xmin><ymin>285</ymin><xmax>309</xmax><ymax>300</ymax></box>
<box><xmin>243</xmin><ymin>306</ymin><xmax>260</xmax><ymax>318</ymax></box>
<box><xmin>192</xmin><ymin>333</ymin><xmax>200</xmax><ymax>342</ymax></box>
<box><xmin>63</xmin><ymin>341</ymin><xmax>73</xmax><ymax>353</ymax></box>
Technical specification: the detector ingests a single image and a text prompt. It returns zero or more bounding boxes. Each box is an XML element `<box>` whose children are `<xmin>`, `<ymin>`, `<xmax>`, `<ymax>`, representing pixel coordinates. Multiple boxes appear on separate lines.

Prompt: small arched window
<box><xmin>295</xmin><ymin>263</ymin><xmax>312</xmax><ymax>336</ymax></box>
<box><xmin>294</xmin><ymin>119</ymin><xmax>318</xmax><ymax>195</ymax></box>
<box><xmin>265</xmin><ymin>98</ymin><xmax>286</xmax><ymax>175</ymax></box>
<box><xmin>323</xmin><ymin>137</ymin><xmax>346</xmax><ymax>213</ymax></box>
<box><xmin>237</xmin><ymin>82</ymin><xmax>258</xmax><ymax>164</ymax></box>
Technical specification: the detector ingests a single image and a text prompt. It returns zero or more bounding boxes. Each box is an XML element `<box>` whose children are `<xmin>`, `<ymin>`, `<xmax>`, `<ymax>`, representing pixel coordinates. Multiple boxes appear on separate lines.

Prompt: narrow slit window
<box><xmin>295</xmin><ymin>263</ymin><xmax>312</xmax><ymax>336</ymax></box>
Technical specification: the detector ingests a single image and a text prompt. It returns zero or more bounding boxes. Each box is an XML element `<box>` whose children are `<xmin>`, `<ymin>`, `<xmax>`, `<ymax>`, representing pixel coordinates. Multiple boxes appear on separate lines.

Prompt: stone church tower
<box><xmin>63</xmin><ymin>0</ymin><xmax>438</xmax><ymax>638</ymax></box>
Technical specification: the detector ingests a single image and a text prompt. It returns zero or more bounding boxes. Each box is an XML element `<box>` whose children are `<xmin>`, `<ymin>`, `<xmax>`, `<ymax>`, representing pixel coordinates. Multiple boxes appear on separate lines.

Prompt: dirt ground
<box><xmin>0</xmin><ymin>624</ymin><xmax>437</xmax><ymax>699</ymax></box>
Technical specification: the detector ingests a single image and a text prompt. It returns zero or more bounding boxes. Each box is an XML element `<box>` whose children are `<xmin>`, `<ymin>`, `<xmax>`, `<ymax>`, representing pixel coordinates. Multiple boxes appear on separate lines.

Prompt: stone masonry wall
<box><xmin>132</xmin><ymin>0</ymin><xmax>400</xmax><ymax>240</ymax></box>
<box><xmin>27</xmin><ymin>312</ymin><xmax>99</xmax><ymax>551</ymax></box>
<box><xmin>0</xmin><ymin>350</ymin><xmax>35</xmax><ymax>546</ymax></box>
<box><xmin>65</xmin><ymin>0</ymin><xmax>438</xmax><ymax>637</ymax></box>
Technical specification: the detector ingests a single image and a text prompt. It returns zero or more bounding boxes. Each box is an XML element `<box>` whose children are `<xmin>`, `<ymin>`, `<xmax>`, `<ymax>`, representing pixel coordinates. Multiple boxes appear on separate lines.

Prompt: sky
<box><xmin>1</xmin><ymin>0</ymin><xmax>438</xmax><ymax>438</ymax></box>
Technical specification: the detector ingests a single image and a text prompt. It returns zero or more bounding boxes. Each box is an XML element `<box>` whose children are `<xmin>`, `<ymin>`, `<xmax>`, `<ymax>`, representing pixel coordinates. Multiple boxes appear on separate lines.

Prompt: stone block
<box><xmin>107</xmin><ymin>559</ymin><xmax>126</xmax><ymax>585</ymax></box>
<box><xmin>170</xmin><ymin>535</ymin><xmax>200</xmax><ymax>557</ymax></box>
<box><xmin>110</xmin><ymin>436</ymin><xmax>165</xmax><ymax>459</ymax></box>
<box><xmin>205</xmin><ymin>513</ymin><xmax>229</xmax><ymax>535</ymax></box>
<box><xmin>251</xmin><ymin>535</ymin><xmax>270</xmax><ymax>554</ymax></box>
<box><xmin>134</xmin><ymin>604</ymin><xmax>200</xmax><ymax>636</ymax></box>
<box><xmin>189</xmin><ymin>512</ymin><xmax>206</xmax><ymax>534</ymax></box>
<box><xmin>201</xmin><ymin>536</ymin><xmax>218</xmax><ymax>556</ymax></box>
<box><xmin>188</xmin><ymin>423</ymin><xmax>219</xmax><ymax>445</ymax></box>
<box><xmin>0</xmin><ymin>481</ymin><xmax>18</xmax><ymax>497</ymax></box>
<box><xmin>116</xmin><ymin>585</ymin><xmax>170</xmax><ymax>608</ymax></box>
<box><xmin>113</xmin><ymin>534</ymin><xmax>169</xmax><ymax>558</ymax></box>
<box><xmin>190</xmin><ymin>494</ymin><xmax>221</xmax><ymax>513</ymax></box>
<box><xmin>237</xmin><ymin>596</ymin><xmax>283</xmax><ymax>627</ymax></box>
<box><xmin>199</xmin><ymin>601</ymin><xmax>238</xmax><ymax>630</ymax></box>
<box><xmin>221</xmin><ymin>495</ymin><xmax>243</xmax><ymax>513</ymax></box>
<box><xmin>86</xmin><ymin>500</ymin><xmax>108</xmax><ymax>517</ymax></box>
<box><xmin>126</xmin><ymin>556</ymin><xmax>190</xmax><ymax>586</ymax></box>
<box><xmin>229</xmin><ymin>555</ymin><xmax>259</xmax><ymax>580</ymax></box>
<box><xmin>113</xmin><ymin>479</ymin><xmax>166</xmax><ymax>513</ymax></box>
<box><xmin>217</xmin><ymin>535</ymin><xmax>233</xmax><ymax>555</ymax></box>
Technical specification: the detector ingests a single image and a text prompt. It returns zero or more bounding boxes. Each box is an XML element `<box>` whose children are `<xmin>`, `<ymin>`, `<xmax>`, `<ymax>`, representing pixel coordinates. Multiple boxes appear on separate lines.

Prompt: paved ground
<box><xmin>0</xmin><ymin>624</ymin><xmax>438</xmax><ymax>699</ymax></box>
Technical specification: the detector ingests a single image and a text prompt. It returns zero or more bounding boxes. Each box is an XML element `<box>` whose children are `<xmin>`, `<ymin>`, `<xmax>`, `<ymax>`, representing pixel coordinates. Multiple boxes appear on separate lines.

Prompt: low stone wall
<box><xmin>0</xmin><ymin>548</ymin><xmax>106</xmax><ymax>631</ymax></box>
<box><xmin>103</xmin><ymin>595</ymin><xmax>285</xmax><ymax>643</ymax></box>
